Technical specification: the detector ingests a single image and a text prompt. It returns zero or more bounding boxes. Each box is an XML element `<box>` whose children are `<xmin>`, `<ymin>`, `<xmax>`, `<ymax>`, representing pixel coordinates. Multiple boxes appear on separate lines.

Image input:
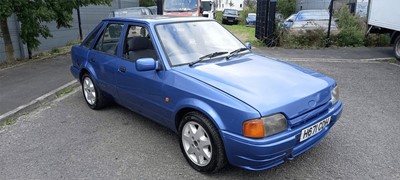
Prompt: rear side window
<box><xmin>94</xmin><ymin>23</ymin><xmax>124</xmax><ymax>55</ymax></box>
<box><xmin>83</xmin><ymin>22</ymin><xmax>104</xmax><ymax>48</ymax></box>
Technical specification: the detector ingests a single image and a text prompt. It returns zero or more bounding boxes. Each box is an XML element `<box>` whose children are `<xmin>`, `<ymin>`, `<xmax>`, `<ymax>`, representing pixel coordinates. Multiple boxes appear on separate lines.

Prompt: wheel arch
<box><xmin>79</xmin><ymin>66</ymin><xmax>98</xmax><ymax>83</ymax></box>
<box><xmin>390</xmin><ymin>31</ymin><xmax>400</xmax><ymax>44</ymax></box>
<box><xmin>174</xmin><ymin>99</ymin><xmax>226</xmax><ymax>133</ymax></box>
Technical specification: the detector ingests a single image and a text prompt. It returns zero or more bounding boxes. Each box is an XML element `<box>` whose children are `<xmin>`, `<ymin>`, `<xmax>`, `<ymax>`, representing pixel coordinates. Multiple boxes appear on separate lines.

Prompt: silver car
<box><xmin>283</xmin><ymin>10</ymin><xmax>338</xmax><ymax>33</ymax></box>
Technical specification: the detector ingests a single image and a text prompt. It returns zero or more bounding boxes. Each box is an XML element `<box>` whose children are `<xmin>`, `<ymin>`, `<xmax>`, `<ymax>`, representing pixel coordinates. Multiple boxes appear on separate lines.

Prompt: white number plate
<box><xmin>300</xmin><ymin>116</ymin><xmax>331</xmax><ymax>142</ymax></box>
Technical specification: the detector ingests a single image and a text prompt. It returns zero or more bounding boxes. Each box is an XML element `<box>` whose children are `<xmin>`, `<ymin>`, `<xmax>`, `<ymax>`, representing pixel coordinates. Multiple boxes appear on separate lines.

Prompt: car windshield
<box><xmin>164</xmin><ymin>0</ymin><xmax>198</xmax><ymax>12</ymax></box>
<box><xmin>224</xmin><ymin>9</ymin><xmax>238</xmax><ymax>15</ymax></box>
<box><xmin>247</xmin><ymin>13</ymin><xmax>256</xmax><ymax>19</ymax></box>
<box><xmin>156</xmin><ymin>21</ymin><xmax>246</xmax><ymax>66</ymax></box>
<box><xmin>296</xmin><ymin>11</ymin><xmax>330</xmax><ymax>21</ymax></box>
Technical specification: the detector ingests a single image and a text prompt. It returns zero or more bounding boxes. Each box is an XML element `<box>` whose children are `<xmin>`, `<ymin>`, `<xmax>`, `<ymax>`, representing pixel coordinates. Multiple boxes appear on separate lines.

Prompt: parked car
<box><xmin>222</xmin><ymin>9</ymin><xmax>239</xmax><ymax>24</ymax></box>
<box><xmin>70</xmin><ymin>16</ymin><xmax>342</xmax><ymax>172</ymax></box>
<box><xmin>283</xmin><ymin>10</ymin><xmax>338</xmax><ymax>33</ymax></box>
<box><xmin>246</xmin><ymin>13</ymin><xmax>256</xmax><ymax>26</ymax></box>
<box><xmin>112</xmin><ymin>7</ymin><xmax>153</xmax><ymax>17</ymax></box>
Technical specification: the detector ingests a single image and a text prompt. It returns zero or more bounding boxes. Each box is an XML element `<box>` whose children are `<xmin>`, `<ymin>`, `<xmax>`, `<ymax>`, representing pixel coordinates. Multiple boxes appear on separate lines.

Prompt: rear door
<box><xmin>87</xmin><ymin>22</ymin><xmax>125</xmax><ymax>96</ymax></box>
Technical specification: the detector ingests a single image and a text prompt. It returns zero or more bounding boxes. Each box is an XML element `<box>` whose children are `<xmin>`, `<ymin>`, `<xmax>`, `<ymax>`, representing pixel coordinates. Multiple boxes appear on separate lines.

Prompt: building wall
<box><xmin>0</xmin><ymin>0</ymin><xmax>139</xmax><ymax>62</ymax></box>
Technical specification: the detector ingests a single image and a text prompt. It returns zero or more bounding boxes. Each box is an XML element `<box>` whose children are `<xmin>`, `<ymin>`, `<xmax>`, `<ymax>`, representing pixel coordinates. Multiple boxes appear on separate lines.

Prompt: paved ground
<box><xmin>1</xmin><ymin>57</ymin><xmax>399</xmax><ymax>179</ymax></box>
<box><xmin>0</xmin><ymin>54</ymin><xmax>74</xmax><ymax>115</ymax></box>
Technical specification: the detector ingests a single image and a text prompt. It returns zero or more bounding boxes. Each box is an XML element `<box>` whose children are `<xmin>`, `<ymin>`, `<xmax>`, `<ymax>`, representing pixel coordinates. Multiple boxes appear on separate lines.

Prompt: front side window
<box><xmin>123</xmin><ymin>25</ymin><xmax>158</xmax><ymax>61</ymax></box>
<box><xmin>94</xmin><ymin>23</ymin><xmax>124</xmax><ymax>55</ymax></box>
<box><xmin>156</xmin><ymin>21</ymin><xmax>245</xmax><ymax>66</ymax></box>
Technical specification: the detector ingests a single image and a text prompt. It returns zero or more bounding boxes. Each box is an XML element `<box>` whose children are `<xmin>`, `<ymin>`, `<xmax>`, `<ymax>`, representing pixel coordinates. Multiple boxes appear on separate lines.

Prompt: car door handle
<box><xmin>89</xmin><ymin>57</ymin><xmax>95</xmax><ymax>62</ymax></box>
<box><xmin>119</xmin><ymin>66</ymin><xmax>126</xmax><ymax>73</ymax></box>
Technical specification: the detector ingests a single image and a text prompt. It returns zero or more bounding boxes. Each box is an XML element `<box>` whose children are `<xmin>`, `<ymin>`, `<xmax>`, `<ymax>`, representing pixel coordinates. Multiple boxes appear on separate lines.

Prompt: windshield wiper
<box><xmin>189</xmin><ymin>51</ymin><xmax>228</xmax><ymax>67</ymax></box>
<box><xmin>226</xmin><ymin>48</ymin><xmax>249</xmax><ymax>60</ymax></box>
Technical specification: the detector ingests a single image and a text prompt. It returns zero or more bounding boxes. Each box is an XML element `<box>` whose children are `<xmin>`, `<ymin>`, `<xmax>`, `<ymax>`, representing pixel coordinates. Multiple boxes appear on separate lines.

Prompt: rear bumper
<box><xmin>70</xmin><ymin>65</ymin><xmax>80</xmax><ymax>80</ymax></box>
<box><xmin>221</xmin><ymin>101</ymin><xmax>343</xmax><ymax>171</ymax></box>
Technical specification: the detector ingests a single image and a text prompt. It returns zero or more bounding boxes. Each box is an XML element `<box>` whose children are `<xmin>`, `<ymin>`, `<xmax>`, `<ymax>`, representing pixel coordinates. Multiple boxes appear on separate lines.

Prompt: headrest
<box><xmin>128</xmin><ymin>37</ymin><xmax>153</xmax><ymax>51</ymax></box>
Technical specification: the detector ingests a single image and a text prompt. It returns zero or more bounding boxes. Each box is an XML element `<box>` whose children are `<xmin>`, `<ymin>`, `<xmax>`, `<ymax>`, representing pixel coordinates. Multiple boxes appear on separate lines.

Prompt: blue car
<box><xmin>246</xmin><ymin>13</ymin><xmax>256</xmax><ymax>26</ymax></box>
<box><xmin>70</xmin><ymin>16</ymin><xmax>343</xmax><ymax>172</ymax></box>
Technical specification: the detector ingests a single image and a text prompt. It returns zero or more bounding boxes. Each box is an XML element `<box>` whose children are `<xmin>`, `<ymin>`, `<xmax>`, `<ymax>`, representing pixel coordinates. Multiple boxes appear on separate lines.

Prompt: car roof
<box><xmin>103</xmin><ymin>15</ymin><xmax>213</xmax><ymax>25</ymax></box>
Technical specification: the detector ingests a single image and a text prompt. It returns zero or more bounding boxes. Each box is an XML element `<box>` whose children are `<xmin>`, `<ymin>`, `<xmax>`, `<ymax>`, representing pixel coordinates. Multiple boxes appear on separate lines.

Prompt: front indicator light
<box><xmin>331</xmin><ymin>85</ymin><xmax>339</xmax><ymax>104</ymax></box>
<box><xmin>243</xmin><ymin>119</ymin><xmax>264</xmax><ymax>138</ymax></box>
<box><xmin>243</xmin><ymin>113</ymin><xmax>287</xmax><ymax>138</ymax></box>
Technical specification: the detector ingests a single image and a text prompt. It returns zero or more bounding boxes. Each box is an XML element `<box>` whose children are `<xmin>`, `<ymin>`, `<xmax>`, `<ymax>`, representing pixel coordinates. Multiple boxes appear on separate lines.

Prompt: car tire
<box><xmin>178</xmin><ymin>111</ymin><xmax>227</xmax><ymax>173</ymax></box>
<box><xmin>222</xmin><ymin>20</ymin><xmax>226</xmax><ymax>24</ymax></box>
<box><xmin>394</xmin><ymin>35</ymin><xmax>400</xmax><ymax>60</ymax></box>
<box><xmin>81</xmin><ymin>73</ymin><xmax>107</xmax><ymax>110</ymax></box>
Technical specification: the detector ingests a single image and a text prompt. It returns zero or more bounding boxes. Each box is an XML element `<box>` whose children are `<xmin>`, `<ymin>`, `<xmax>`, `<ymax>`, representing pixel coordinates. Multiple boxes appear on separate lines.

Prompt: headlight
<box><xmin>331</xmin><ymin>85</ymin><xmax>339</xmax><ymax>104</ymax></box>
<box><xmin>192</xmin><ymin>12</ymin><xmax>198</xmax><ymax>16</ymax></box>
<box><xmin>243</xmin><ymin>113</ymin><xmax>287</xmax><ymax>138</ymax></box>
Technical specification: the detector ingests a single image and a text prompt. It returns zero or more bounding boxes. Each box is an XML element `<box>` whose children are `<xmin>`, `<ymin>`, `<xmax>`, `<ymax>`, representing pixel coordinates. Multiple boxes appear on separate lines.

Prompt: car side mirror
<box><xmin>136</xmin><ymin>58</ymin><xmax>159</xmax><ymax>71</ymax></box>
<box><xmin>287</xmin><ymin>19</ymin><xmax>294</xmax><ymax>23</ymax></box>
<box><xmin>245</xmin><ymin>42</ymin><xmax>252</xmax><ymax>50</ymax></box>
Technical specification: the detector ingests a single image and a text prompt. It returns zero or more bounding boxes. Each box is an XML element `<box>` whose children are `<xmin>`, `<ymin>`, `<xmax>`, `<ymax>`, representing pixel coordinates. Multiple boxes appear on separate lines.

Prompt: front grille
<box><xmin>289</xmin><ymin>102</ymin><xmax>330</xmax><ymax>128</ymax></box>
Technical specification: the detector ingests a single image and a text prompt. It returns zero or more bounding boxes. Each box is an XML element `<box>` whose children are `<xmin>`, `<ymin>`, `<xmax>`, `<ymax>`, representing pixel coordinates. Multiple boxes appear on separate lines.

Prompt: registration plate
<box><xmin>300</xmin><ymin>116</ymin><xmax>331</xmax><ymax>142</ymax></box>
<box><xmin>228</xmin><ymin>20</ymin><xmax>233</xmax><ymax>22</ymax></box>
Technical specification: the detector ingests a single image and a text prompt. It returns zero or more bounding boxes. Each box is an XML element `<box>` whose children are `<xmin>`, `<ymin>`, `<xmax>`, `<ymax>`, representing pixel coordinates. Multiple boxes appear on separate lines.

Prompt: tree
<box><xmin>276</xmin><ymin>0</ymin><xmax>296</xmax><ymax>18</ymax></box>
<box><xmin>0</xmin><ymin>0</ymin><xmax>112</xmax><ymax>60</ymax></box>
<box><xmin>139</xmin><ymin>0</ymin><xmax>156</xmax><ymax>7</ymax></box>
<box><xmin>244</xmin><ymin>0</ymin><xmax>256</xmax><ymax>9</ymax></box>
<box><xmin>229</xmin><ymin>0</ymin><xmax>234</xmax><ymax>7</ymax></box>
<box><xmin>0</xmin><ymin>0</ymin><xmax>14</xmax><ymax>61</ymax></box>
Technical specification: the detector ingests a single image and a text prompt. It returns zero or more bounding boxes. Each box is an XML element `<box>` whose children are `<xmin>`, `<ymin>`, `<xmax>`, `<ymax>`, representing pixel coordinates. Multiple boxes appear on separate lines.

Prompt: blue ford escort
<box><xmin>70</xmin><ymin>16</ymin><xmax>343</xmax><ymax>172</ymax></box>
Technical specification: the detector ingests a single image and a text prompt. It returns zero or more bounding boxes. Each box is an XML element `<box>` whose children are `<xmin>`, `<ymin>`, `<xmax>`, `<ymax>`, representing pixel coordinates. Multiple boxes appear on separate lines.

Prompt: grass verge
<box><xmin>0</xmin><ymin>117</ymin><xmax>17</xmax><ymax>129</ymax></box>
<box><xmin>56</xmin><ymin>86</ymin><xmax>76</xmax><ymax>98</ymax></box>
<box><xmin>223</xmin><ymin>24</ymin><xmax>265</xmax><ymax>47</ymax></box>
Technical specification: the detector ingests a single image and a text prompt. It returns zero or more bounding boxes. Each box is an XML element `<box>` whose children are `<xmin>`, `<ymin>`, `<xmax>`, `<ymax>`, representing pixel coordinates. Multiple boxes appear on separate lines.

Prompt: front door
<box><xmin>115</xmin><ymin>24</ymin><xmax>168</xmax><ymax>124</ymax></box>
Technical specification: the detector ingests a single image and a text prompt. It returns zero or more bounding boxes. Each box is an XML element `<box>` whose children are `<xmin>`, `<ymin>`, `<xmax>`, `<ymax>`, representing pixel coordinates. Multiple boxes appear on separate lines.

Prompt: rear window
<box><xmin>83</xmin><ymin>22</ymin><xmax>104</xmax><ymax>48</ymax></box>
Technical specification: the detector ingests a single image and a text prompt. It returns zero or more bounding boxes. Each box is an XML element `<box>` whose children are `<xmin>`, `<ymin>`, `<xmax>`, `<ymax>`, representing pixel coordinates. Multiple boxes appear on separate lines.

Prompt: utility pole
<box><xmin>326</xmin><ymin>0</ymin><xmax>334</xmax><ymax>47</ymax></box>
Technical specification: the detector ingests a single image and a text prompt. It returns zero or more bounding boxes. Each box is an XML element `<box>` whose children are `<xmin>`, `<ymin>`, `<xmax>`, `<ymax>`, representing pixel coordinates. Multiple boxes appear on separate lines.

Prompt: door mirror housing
<box><xmin>136</xmin><ymin>58</ymin><xmax>159</xmax><ymax>71</ymax></box>
<box><xmin>245</xmin><ymin>42</ymin><xmax>252</xmax><ymax>50</ymax></box>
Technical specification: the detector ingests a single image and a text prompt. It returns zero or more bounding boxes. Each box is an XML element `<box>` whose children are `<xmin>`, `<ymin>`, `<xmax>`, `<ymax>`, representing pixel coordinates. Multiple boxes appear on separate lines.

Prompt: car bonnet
<box><xmin>175</xmin><ymin>54</ymin><xmax>335</xmax><ymax>119</ymax></box>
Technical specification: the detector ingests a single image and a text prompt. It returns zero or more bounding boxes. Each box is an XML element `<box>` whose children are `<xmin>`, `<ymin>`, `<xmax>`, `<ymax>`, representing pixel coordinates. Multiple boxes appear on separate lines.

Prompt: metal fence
<box><xmin>0</xmin><ymin>0</ymin><xmax>138</xmax><ymax>63</ymax></box>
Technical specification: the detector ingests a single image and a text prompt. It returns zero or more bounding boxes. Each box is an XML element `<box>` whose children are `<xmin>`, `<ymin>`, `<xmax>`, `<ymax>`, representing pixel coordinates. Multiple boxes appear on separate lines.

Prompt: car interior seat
<box><xmin>127</xmin><ymin>37</ymin><xmax>157</xmax><ymax>61</ymax></box>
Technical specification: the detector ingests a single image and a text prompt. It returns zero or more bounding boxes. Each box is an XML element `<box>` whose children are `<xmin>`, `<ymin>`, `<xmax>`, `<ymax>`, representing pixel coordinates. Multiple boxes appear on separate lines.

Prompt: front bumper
<box><xmin>221</xmin><ymin>101</ymin><xmax>343</xmax><ymax>171</ymax></box>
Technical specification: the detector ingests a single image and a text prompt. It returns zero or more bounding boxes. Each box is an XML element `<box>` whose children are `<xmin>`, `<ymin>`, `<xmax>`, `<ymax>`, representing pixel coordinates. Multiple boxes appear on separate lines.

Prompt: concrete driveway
<box><xmin>0</xmin><ymin>59</ymin><xmax>399</xmax><ymax>179</ymax></box>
